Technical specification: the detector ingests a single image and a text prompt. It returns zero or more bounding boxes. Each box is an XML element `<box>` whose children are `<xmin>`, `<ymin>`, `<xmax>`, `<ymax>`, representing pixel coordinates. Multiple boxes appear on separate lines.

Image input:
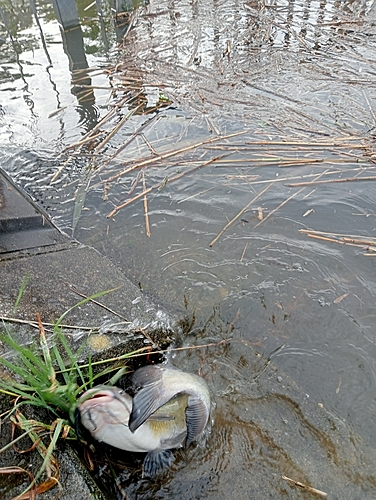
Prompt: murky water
<box><xmin>1</xmin><ymin>0</ymin><xmax>376</xmax><ymax>498</ymax></box>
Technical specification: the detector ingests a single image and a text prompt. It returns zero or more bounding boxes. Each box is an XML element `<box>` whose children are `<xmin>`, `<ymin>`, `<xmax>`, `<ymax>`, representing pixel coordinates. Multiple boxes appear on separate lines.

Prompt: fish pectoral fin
<box><xmin>143</xmin><ymin>449</ymin><xmax>175</xmax><ymax>478</ymax></box>
<box><xmin>128</xmin><ymin>378</ymin><xmax>171</xmax><ymax>432</ymax></box>
<box><xmin>185</xmin><ymin>395</ymin><xmax>209</xmax><ymax>448</ymax></box>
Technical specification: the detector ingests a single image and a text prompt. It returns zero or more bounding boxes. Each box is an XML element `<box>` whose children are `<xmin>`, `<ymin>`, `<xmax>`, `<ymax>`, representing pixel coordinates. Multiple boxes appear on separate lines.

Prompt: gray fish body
<box><xmin>130</xmin><ymin>364</ymin><xmax>211</xmax><ymax>447</ymax></box>
<box><xmin>78</xmin><ymin>365</ymin><xmax>210</xmax><ymax>475</ymax></box>
<box><xmin>78</xmin><ymin>386</ymin><xmax>188</xmax><ymax>453</ymax></box>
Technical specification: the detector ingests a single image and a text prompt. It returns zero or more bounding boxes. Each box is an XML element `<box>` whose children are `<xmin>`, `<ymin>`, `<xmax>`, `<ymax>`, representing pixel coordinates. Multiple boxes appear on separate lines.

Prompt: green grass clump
<box><xmin>0</xmin><ymin>289</ymin><xmax>151</xmax><ymax>498</ymax></box>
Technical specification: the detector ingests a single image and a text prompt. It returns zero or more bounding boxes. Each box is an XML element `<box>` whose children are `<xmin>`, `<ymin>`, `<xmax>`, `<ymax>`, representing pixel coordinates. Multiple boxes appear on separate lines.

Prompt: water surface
<box><xmin>1</xmin><ymin>0</ymin><xmax>376</xmax><ymax>498</ymax></box>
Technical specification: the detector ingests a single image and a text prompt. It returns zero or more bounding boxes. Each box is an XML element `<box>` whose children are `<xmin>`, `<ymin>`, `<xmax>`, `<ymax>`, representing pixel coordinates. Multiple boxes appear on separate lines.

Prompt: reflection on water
<box><xmin>1</xmin><ymin>0</ymin><xmax>376</xmax><ymax>498</ymax></box>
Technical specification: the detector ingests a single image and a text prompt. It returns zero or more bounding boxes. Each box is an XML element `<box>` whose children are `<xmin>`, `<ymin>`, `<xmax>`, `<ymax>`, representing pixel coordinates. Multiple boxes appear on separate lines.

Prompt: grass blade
<box><xmin>0</xmin><ymin>333</ymin><xmax>48</xmax><ymax>378</ymax></box>
<box><xmin>36</xmin><ymin>314</ymin><xmax>55</xmax><ymax>385</ymax></box>
<box><xmin>12</xmin><ymin>274</ymin><xmax>30</xmax><ymax>314</ymax></box>
<box><xmin>54</xmin><ymin>288</ymin><xmax>117</xmax><ymax>328</ymax></box>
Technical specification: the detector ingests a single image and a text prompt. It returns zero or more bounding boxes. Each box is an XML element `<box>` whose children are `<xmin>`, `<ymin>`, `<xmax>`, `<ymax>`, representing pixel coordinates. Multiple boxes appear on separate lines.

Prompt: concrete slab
<box><xmin>0</xmin><ymin>169</ymin><xmax>68</xmax><ymax>254</ymax></box>
<box><xmin>0</xmin><ymin>243</ymin><xmax>175</xmax><ymax>341</ymax></box>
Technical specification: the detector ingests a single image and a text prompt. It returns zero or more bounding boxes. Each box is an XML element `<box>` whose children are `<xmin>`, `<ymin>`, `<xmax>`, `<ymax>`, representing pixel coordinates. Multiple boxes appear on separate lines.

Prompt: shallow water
<box><xmin>1</xmin><ymin>0</ymin><xmax>376</xmax><ymax>498</ymax></box>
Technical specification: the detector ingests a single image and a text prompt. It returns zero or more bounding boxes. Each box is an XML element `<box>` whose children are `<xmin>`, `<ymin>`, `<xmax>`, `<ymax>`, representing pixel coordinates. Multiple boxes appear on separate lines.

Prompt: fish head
<box><xmin>78</xmin><ymin>386</ymin><xmax>132</xmax><ymax>440</ymax></box>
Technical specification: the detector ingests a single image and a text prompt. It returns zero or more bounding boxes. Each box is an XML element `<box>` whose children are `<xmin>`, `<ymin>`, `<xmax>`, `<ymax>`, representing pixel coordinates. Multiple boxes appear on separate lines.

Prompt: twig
<box><xmin>62</xmin><ymin>282</ymin><xmax>130</xmax><ymax>322</ymax></box>
<box><xmin>209</xmin><ymin>184</ymin><xmax>272</xmax><ymax>247</ymax></box>
<box><xmin>281</xmin><ymin>476</ymin><xmax>327</xmax><ymax>498</ymax></box>
<box><xmin>142</xmin><ymin>172</ymin><xmax>151</xmax><ymax>237</ymax></box>
<box><xmin>0</xmin><ymin>316</ymin><xmax>96</xmax><ymax>331</ymax></box>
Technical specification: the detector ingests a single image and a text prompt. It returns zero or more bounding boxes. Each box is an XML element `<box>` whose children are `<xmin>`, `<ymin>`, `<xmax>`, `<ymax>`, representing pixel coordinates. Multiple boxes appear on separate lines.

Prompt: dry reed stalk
<box><xmin>206</xmin><ymin>158</ymin><xmax>324</xmax><ymax>166</ymax></box>
<box><xmin>90</xmin><ymin>104</ymin><xmax>143</xmax><ymax>157</ymax></box>
<box><xmin>48</xmin><ymin>107</ymin><xmax>67</xmax><ymax>119</ymax></box>
<box><xmin>281</xmin><ymin>476</ymin><xmax>327</xmax><ymax>498</ymax></box>
<box><xmin>304</xmin><ymin>233</ymin><xmax>347</xmax><ymax>245</ymax></box>
<box><xmin>253</xmin><ymin>186</ymin><xmax>306</xmax><ymax>228</ymax></box>
<box><xmin>102</xmin><ymin>131</ymin><xmax>247</xmax><ymax>185</ymax></box>
<box><xmin>89</xmin><ymin>113</ymin><xmax>161</xmax><ymax>182</ymax></box>
<box><xmin>51</xmin><ymin>95</ymin><xmax>132</xmax><ymax>182</ymax></box>
<box><xmin>240</xmin><ymin>242</ymin><xmax>248</xmax><ymax>261</ymax></box>
<box><xmin>280</xmin><ymin>158</ymin><xmax>371</xmax><ymax>166</ymax></box>
<box><xmin>141</xmin><ymin>133</ymin><xmax>158</xmax><ymax>155</ymax></box>
<box><xmin>278</xmin><ymin>159</ymin><xmax>324</xmax><ymax>166</ymax></box>
<box><xmin>362</xmin><ymin>90</ymin><xmax>376</xmax><ymax>127</ymax></box>
<box><xmin>254</xmin><ymin>167</ymin><xmax>333</xmax><ymax>228</ymax></box>
<box><xmin>300</xmin><ymin>229</ymin><xmax>376</xmax><ymax>244</ymax></box>
<box><xmin>227</xmin><ymin>170</ymin><xmax>342</xmax><ymax>186</ymax></box>
<box><xmin>64</xmin><ymin>132</ymin><xmax>105</xmax><ymax>150</ymax></box>
<box><xmin>209</xmin><ymin>183</ymin><xmax>272</xmax><ymax>247</ymax></box>
<box><xmin>343</xmin><ymin>237</ymin><xmax>376</xmax><ymax>247</ymax></box>
<box><xmin>107</xmin><ymin>155</ymin><xmax>224</xmax><ymax>218</ymax></box>
<box><xmin>286</xmin><ymin>175</ymin><xmax>376</xmax><ymax>187</ymax></box>
<box><xmin>178</xmin><ymin>184</ymin><xmax>218</xmax><ymax>204</ymax></box>
<box><xmin>0</xmin><ymin>316</ymin><xmax>95</xmax><ymax>330</ymax></box>
<box><xmin>301</xmin><ymin>232</ymin><xmax>366</xmax><ymax>247</ymax></box>
<box><xmin>207</xmin><ymin>139</ymin><xmax>366</xmax><ymax>148</ymax></box>
<box><xmin>62</xmin><ymin>282</ymin><xmax>129</xmax><ymax>320</ymax></box>
<box><xmin>77</xmin><ymin>89</ymin><xmax>95</xmax><ymax>103</ymax></box>
<box><xmin>142</xmin><ymin>171</ymin><xmax>151</xmax><ymax>237</ymax></box>
<box><xmin>74</xmin><ymin>85</ymin><xmax>114</xmax><ymax>90</ymax></box>
<box><xmin>52</xmin><ymin>115</ymin><xmax>115</xmax><ymax>182</ymax></box>
<box><xmin>68</xmin><ymin>96</ymin><xmax>129</xmax><ymax>152</ymax></box>
<box><xmin>51</xmin><ymin>153</ymin><xmax>80</xmax><ymax>184</ymax></box>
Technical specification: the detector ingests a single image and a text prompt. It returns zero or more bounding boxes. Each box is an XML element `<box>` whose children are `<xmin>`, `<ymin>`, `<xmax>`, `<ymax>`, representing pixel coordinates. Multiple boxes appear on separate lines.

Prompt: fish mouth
<box><xmin>81</xmin><ymin>390</ymin><xmax>116</xmax><ymax>405</ymax></box>
<box><xmin>91</xmin><ymin>391</ymin><xmax>114</xmax><ymax>400</ymax></box>
<box><xmin>78</xmin><ymin>388</ymin><xmax>132</xmax><ymax>417</ymax></box>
